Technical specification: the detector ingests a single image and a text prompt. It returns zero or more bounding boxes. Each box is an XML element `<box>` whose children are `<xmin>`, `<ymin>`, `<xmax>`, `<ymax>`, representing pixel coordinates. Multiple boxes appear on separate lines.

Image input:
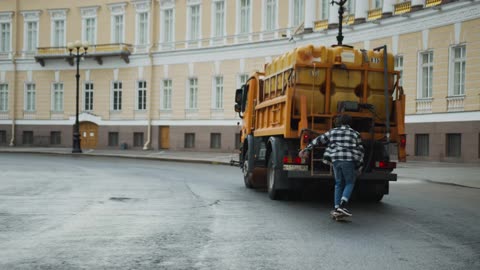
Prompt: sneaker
<box><xmin>337</xmin><ymin>207</ymin><xmax>352</xmax><ymax>217</ymax></box>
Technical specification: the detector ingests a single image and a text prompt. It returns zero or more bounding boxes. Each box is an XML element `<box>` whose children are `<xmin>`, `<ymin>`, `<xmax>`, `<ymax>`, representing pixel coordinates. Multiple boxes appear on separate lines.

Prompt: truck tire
<box><xmin>267</xmin><ymin>154</ymin><xmax>281</xmax><ymax>199</ymax></box>
<box><xmin>243</xmin><ymin>152</ymin><xmax>254</xmax><ymax>189</ymax></box>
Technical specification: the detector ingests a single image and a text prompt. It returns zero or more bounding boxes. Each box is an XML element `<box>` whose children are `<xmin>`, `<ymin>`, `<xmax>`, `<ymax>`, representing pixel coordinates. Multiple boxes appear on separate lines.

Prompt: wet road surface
<box><xmin>0</xmin><ymin>154</ymin><xmax>479</xmax><ymax>270</ymax></box>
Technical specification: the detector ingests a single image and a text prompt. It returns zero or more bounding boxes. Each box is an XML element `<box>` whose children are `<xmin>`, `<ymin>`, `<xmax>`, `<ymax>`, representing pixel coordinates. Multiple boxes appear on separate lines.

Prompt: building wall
<box><xmin>0</xmin><ymin>0</ymin><xmax>479</xmax><ymax>162</ymax></box>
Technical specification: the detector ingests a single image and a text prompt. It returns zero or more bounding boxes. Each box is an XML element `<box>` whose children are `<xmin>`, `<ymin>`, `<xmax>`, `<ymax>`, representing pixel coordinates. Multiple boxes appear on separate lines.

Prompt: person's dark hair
<box><xmin>335</xmin><ymin>114</ymin><xmax>352</xmax><ymax>126</ymax></box>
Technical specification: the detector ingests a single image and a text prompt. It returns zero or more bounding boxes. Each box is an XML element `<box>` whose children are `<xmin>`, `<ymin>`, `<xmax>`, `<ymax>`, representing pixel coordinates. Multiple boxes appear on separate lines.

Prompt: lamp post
<box><xmin>67</xmin><ymin>40</ymin><xmax>89</xmax><ymax>153</ymax></box>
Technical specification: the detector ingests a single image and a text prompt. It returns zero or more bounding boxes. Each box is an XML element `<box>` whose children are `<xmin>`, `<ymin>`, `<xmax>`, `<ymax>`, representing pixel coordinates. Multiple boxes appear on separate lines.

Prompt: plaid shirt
<box><xmin>307</xmin><ymin>125</ymin><xmax>364</xmax><ymax>166</ymax></box>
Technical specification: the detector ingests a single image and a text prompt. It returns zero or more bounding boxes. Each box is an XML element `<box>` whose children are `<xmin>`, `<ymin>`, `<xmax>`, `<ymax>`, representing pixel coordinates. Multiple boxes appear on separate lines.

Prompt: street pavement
<box><xmin>1</xmin><ymin>146</ymin><xmax>479</xmax><ymax>189</ymax></box>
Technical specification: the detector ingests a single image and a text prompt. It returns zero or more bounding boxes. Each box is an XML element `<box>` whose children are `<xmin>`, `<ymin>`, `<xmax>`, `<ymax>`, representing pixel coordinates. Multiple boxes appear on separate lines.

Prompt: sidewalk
<box><xmin>1</xmin><ymin>147</ymin><xmax>479</xmax><ymax>189</ymax></box>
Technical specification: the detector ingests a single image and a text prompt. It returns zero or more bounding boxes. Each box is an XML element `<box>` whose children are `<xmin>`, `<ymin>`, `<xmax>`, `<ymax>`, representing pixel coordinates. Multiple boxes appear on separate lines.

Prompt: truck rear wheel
<box><xmin>267</xmin><ymin>154</ymin><xmax>286</xmax><ymax>200</ymax></box>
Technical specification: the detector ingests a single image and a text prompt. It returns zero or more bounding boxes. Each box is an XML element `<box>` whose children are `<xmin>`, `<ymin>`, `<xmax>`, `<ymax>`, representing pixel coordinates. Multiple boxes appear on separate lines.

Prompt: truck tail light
<box><xmin>375</xmin><ymin>161</ymin><xmax>396</xmax><ymax>169</ymax></box>
<box><xmin>284</xmin><ymin>156</ymin><xmax>305</xmax><ymax>164</ymax></box>
<box><xmin>400</xmin><ymin>135</ymin><xmax>406</xmax><ymax>147</ymax></box>
<box><xmin>303</xmin><ymin>133</ymin><xmax>310</xmax><ymax>143</ymax></box>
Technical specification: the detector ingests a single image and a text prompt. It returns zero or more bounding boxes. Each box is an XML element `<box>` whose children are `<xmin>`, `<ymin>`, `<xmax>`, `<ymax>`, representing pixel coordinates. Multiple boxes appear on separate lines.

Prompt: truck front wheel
<box><xmin>243</xmin><ymin>153</ymin><xmax>254</xmax><ymax>188</ymax></box>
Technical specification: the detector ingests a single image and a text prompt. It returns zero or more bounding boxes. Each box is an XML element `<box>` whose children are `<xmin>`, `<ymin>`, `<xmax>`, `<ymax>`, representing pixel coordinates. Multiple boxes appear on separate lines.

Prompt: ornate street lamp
<box><xmin>67</xmin><ymin>40</ymin><xmax>89</xmax><ymax>153</ymax></box>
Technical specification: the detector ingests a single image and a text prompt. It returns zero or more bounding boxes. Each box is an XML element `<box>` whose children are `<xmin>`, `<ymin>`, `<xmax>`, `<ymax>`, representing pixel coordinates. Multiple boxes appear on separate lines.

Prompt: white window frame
<box><xmin>448</xmin><ymin>44</ymin><xmax>466</xmax><ymax>97</ymax></box>
<box><xmin>395</xmin><ymin>55</ymin><xmax>404</xmax><ymax>87</ymax></box>
<box><xmin>0</xmin><ymin>12</ymin><xmax>13</xmax><ymax>54</ymax></box>
<box><xmin>320</xmin><ymin>0</ymin><xmax>329</xmax><ymax>20</ymax></box>
<box><xmin>21</xmin><ymin>11</ymin><xmax>41</xmax><ymax>54</ymax></box>
<box><xmin>51</xmin><ymin>82</ymin><xmax>64</xmax><ymax>112</ymax></box>
<box><xmin>238</xmin><ymin>73</ymin><xmax>249</xmax><ymax>88</ymax></box>
<box><xmin>211</xmin><ymin>0</ymin><xmax>226</xmax><ymax>43</ymax></box>
<box><xmin>0</xmin><ymin>83</ymin><xmax>8</xmax><ymax>111</ymax></box>
<box><xmin>186</xmin><ymin>1</ymin><xmax>202</xmax><ymax>46</ymax></box>
<box><xmin>236</xmin><ymin>0</ymin><xmax>252</xmax><ymax>36</ymax></box>
<box><xmin>161</xmin><ymin>79</ymin><xmax>173</xmax><ymax>110</ymax></box>
<box><xmin>290</xmin><ymin>0</ymin><xmax>305</xmax><ymax>28</ymax></box>
<box><xmin>137</xmin><ymin>12</ymin><xmax>150</xmax><ymax>46</ymax></box>
<box><xmin>111</xmin><ymin>81</ymin><xmax>123</xmax><ymax>111</ymax></box>
<box><xmin>81</xmin><ymin>6</ymin><xmax>99</xmax><ymax>45</ymax></box>
<box><xmin>374</xmin><ymin>0</ymin><xmax>383</xmax><ymax>9</ymax></box>
<box><xmin>49</xmin><ymin>9</ymin><xmax>67</xmax><ymax>47</ymax></box>
<box><xmin>108</xmin><ymin>3</ymin><xmax>126</xmax><ymax>44</ymax></box>
<box><xmin>262</xmin><ymin>0</ymin><xmax>278</xmax><ymax>32</ymax></box>
<box><xmin>136</xmin><ymin>80</ymin><xmax>147</xmax><ymax>111</ymax></box>
<box><xmin>132</xmin><ymin>0</ymin><xmax>151</xmax><ymax>50</ymax></box>
<box><xmin>84</xmin><ymin>82</ymin><xmax>94</xmax><ymax>111</ymax></box>
<box><xmin>346</xmin><ymin>0</ymin><xmax>355</xmax><ymax>14</ymax></box>
<box><xmin>159</xmin><ymin>1</ymin><xmax>176</xmax><ymax>49</ymax></box>
<box><xmin>24</xmin><ymin>82</ymin><xmax>36</xmax><ymax>112</ymax></box>
<box><xmin>187</xmin><ymin>78</ymin><xmax>198</xmax><ymax>110</ymax></box>
<box><xmin>212</xmin><ymin>76</ymin><xmax>224</xmax><ymax>109</ymax></box>
<box><xmin>418</xmin><ymin>50</ymin><xmax>434</xmax><ymax>99</ymax></box>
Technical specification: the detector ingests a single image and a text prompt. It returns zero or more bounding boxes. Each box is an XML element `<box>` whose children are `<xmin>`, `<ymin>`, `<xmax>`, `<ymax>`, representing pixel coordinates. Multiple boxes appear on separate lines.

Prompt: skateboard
<box><xmin>330</xmin><ymin>210</ymin><xmax>349</xmax><ymax>222</ymax></box>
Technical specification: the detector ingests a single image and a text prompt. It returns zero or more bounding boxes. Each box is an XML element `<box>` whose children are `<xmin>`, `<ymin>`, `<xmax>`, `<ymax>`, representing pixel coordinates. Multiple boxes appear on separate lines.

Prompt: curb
<box><xmin>0</xmin><ymin>150</ymin><xmax>235</xmax><ymax>166</ymax></box>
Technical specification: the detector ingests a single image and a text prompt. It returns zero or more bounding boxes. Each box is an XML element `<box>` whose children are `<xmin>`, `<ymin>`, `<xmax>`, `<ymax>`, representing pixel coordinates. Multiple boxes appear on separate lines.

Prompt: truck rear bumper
<box><xmin>287</xmin><ymin>171</ymin><xmax>397</xmax><ymax>181</ymax></box>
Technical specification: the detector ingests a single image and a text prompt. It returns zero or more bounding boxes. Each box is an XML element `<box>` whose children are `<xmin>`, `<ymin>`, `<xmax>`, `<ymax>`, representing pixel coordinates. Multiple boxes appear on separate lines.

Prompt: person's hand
<box><xmin>298</xmin><ymin>149</ymin><xmax>310</xmax><ymax>159</ymax></box>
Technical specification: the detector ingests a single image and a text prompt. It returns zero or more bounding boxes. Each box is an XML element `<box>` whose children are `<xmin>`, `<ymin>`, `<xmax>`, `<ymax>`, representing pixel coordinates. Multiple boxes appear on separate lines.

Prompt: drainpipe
<box><xmin>143</xmin><ymin>0</ymin><xmax>155</xmax><ymax>150</ymax></box>
<box><xmin>9</xmin><ymin>0</ymin><xmax>19</xmax><ymax>146</ymax></box>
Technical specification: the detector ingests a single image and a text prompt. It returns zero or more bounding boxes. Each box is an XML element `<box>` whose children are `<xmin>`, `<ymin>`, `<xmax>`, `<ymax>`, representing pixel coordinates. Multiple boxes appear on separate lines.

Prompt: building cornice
<box><xmin>20</xmin><ymin>10</ymin><xmax>42</xmax><ymax>21</ymax></box>
<box><xmin>48</xmin><ymin>9</ymin><xmax>68</xmax><ymax>20</ymax></box>
<box><xmin>108</xmin><ymin>2</ymin><xmax>128</xmax><ymax>14</ymax></box>
<box><xmin>80</xmin><ymin>6</ymin><xmax>100</xmax><ymax>18</ymax></box>
<box><xmin>0</xmin><ymin>12</ymin><xmax>14</xmax><ymax>22</ymax></box>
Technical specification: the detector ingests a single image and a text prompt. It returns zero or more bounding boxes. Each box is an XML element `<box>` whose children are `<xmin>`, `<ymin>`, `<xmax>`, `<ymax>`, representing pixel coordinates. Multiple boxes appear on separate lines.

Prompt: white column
<box><xmin>382</xmin><ymin>0</ymin><xmax>395</xmax><ymax>15</ymax></box>
<box><xmin>328</xmin><ymin>2</ymin><xmax>339</xmax><ymax>25</ymax></box>
<box><xmin>354</xmin><ymin>0</ymin><xmax>368</xmax><ymax>22</ymax></box>
<box><xmin>304</xmin><ymin>0</ymin><xmax>316</xmax><ymax>31</ymax></box>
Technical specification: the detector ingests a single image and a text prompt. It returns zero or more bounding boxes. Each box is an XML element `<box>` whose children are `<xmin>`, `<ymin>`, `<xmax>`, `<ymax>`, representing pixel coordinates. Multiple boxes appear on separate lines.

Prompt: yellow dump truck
<box><xmin>234</xmin><ymin>44</ymin><xmax>406</xmax><ymax>201</ymax></box>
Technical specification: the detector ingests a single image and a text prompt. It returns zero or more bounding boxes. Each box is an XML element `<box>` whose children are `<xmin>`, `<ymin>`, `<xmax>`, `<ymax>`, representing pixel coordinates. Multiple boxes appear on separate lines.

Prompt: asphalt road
<box><xmin>0</xmin><ymin>154</ymin><xmax>479</xmax><ymax>270</ymax></box>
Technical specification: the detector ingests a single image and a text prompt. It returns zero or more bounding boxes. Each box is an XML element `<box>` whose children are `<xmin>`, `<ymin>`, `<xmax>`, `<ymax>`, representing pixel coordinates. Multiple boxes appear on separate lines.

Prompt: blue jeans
<box><xmin>332</xmin><ymin>161</ymin><xmax>356</xmax><ymax>208</ymax></box>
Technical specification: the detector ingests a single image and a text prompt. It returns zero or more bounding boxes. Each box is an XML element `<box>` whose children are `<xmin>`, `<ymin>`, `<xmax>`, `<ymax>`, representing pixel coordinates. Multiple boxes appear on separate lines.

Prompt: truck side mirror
<box><xmin>235</xmin><ymin>89</ymin><xmax>243</xmax><ymax>104</ymax></box>
<box><xmin>234</xmin><ymin>103</ymin><xmax>241</xmax><ymax>113</ymax></box>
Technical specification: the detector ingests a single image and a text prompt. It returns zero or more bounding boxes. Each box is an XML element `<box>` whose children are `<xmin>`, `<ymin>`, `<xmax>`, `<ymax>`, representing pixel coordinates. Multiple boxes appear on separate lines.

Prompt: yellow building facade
<box><xmin>0</xmin><ymin>0</ymin><xmax>479</xmax><ymax>162</ymax></box>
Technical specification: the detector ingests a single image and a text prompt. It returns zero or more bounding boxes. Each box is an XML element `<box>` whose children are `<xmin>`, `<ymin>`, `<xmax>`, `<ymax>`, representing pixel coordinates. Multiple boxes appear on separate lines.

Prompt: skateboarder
<box><xmin>299</xmin><ymin>114</ymin><xmax>364</xmax><ymax>217</ymax></box>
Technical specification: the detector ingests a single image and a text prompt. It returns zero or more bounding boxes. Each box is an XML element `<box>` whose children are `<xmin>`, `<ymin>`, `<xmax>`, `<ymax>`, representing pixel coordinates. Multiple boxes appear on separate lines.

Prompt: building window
<box><xmin>84</xmin><ymin>17</ymin><xmax>96</xmax><ymax>45</ymax></box>
<box><xmin>25</xmin><ymin>21</ymin><xmax>38</xmax><ymax>52</ymax></box>
<box><xmin>235</xmin><ymin>133</ymin><xmax>241</xmax><ymax>149</ymax></box>
<box><xmin>188</xmin><ymin>78</ymin><xmax>198</xmax><ymax>109</ymax></box>
<box><xmin>112</xmin><ymin>14</ymin><xmax>124</xmax><ymax>43</ymax></box>
<box><xmin>84</xmin><ymin>82</ymin><xmax>94</xmax><ymax>111</ymax></box>
<box><xmin>213</xmin><ymin>0</ymin><xmax>225</xmax><ymax>37</ymax></box>
<box><xmin>185</xmin><ymin>133</ymin><xmax>195</xmax><ymax>148</ymax></box>
<box><xmin>52</xmin><ymin>20</ymin><xmax>65</xmax><ymax>47</ymax></box>
<box><xmin>137</xmin><ymin>12</ymin><xmax>149</xmax><ymax>45</ymax></box>
<box><xmin>446</xmin><ymin>133</ymin><xmax>461</xmax><ymax>157</ymax></box>
<box><xmin>346</xmin><ymin>0</ymin><xmax>355</xmax><ymax>14</ymax></box>
<box><xmin>0</xmin><ymin>22</ymin><xmax>10</xmax><ymax>52</ymax></box>
<box><xmin>25</xmin><ymin>83</ymin><xmax>36</xmax><ymax>111</ymax></box>
<box><xmin>52</xmin><ymin>83</ymin><xmax>64</xmax><ymax>112</ymax></box>
<box><xmin>292</xmin><ymin>0</ymin><xmax>305</xmax><ymax>27</ymax></box>
<box><xmin>265</xmin><ymin>0</ymin><xmax>277</xmax><ymax>31</ymax></box>
<box><xmin>188</xmin><ymin>5</ymin><xmax>201</xmax><ymax>40</ymax></box>
<box><xmin>320</xmin><ymin>0</ymin><xmax>329</xmax><ymax>20</ymax></box>
<box><xmin>395</xmin><ymin>55</ymin><xmax>403</xmax><ymax>87</ymax></box>
<box><xmin>0</xmin><ymin>83</ymin><xmax>8</xmax><ymax>111</ymax></box>
<box><xmin>374</xmin><ymin>0</ymin><xmax>383</xmax><ymax>9</ymax></box>
<box><xmin>162</xmin><ymin>8</ymin><xmax>174</xmax><ymax>43</ymax></box>
<box><xmin>419</xmin><ymin>51</ymin><xmax>433</xmax><ymax>98</ymax></box>
<box><xmin>210</xmin><ymin>133</ymin><xmax>221</xmax><ymax>149</ymax></box>
<box><xmin>108</xmin><ymin>132</ymin><xmax>119</xmax><ymax>146</ymax></box>
<box><xmin>133</xmin><ymin>132</ymin><xmax>144</xmax><ymax>147</ymax></box>
<box><xmin>214</xmin><ymin>76</ymin><xmax>223</xmax><ymax>109</ymax></box>
<box><xmin>162</xmin><ymin>79</ymin><xmax>172</xmax><ymax>110</ymax></box>
<box><xmin>0</xmin><ymin>130</ymin><xmax>6</xmax><ymax>144</ymax></box>
<box><xmin>239</xmin><ymin>74</ymin><xmax>249</xmax><ymax>87</ymax></box>
<box><xmin>22</xmin><ymin>131</ymin><xmax>33</xmax><ymax>145</ymax></box>
<box><xmin>449</xmin><ymin>45</ymin><xmax>466</xmax><ymax>96</ymax></box>
<box><xmin>50</xmin><ymin>131</ymin><xmax>61</xmax><ymax>145</ymax></box>
<box><xmin>239</xmin><ymin>0</ymin><xmax>251</xmax><ymax>34</ymax></box>
<box><xmin>415</xmin><ymin>134</ymin><xmax>429</xmax><ymax>157</ymax></box>
<box><xmin>137</xmin><ymin>81</ymin><xmax>147</xmax><ymax>110</ymax></box>
<box><xmin>112</xmin><ymin>81</ymin><xmax>122</xmax><ymax>111</ymax></box>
